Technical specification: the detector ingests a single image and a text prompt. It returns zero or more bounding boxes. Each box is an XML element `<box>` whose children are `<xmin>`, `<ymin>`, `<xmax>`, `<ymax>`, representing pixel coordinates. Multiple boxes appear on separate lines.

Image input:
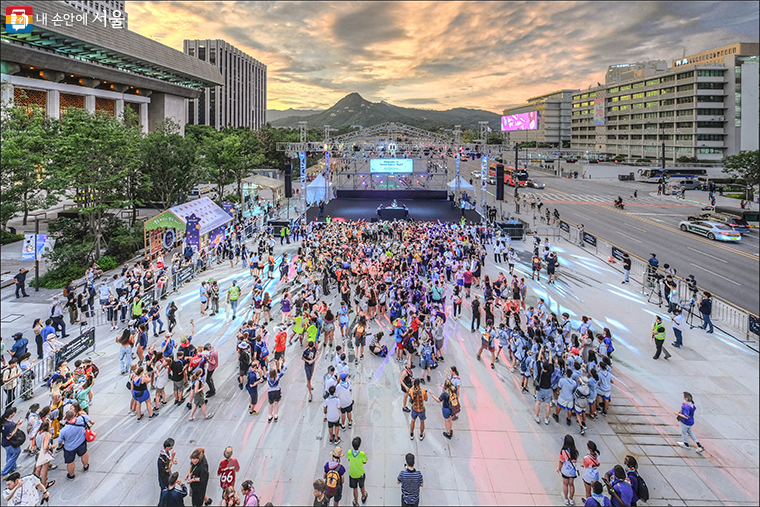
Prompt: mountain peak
<box><xmin>333</xmin><ymin>92</ymin><xmax>368</xmax><ymax>107</ymax></box>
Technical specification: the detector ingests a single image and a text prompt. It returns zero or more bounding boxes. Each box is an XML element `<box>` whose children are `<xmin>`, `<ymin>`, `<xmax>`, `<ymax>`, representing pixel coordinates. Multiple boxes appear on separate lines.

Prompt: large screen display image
<box><xmin>501</xmin><ymin>111</ymin><xmax>538</xmax><ymax>131</ymax></box>
<box><xmin>370</xmin><ymin>159</ymin><xmax>413</xmax><ymax>173</ymax></box>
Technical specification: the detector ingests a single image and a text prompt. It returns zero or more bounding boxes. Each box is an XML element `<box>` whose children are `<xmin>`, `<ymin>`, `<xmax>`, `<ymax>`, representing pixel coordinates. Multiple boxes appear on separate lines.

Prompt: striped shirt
<box><xmin>397</xmin><ymin>468</ymin><xmax>423</xmax><ymax>504</ymax></box>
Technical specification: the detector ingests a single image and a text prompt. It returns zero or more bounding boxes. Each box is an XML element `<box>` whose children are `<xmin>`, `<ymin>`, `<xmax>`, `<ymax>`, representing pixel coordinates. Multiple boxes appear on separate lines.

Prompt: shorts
<box><xmin>557</xmin><ymin>397</ymin><xmax>574</xmax><ymax>411</ymax></box>
<box><xmin>340</xmin><ymin>402</ymin><xmax>354</xmax><ymax>414</ymax></box>
<box><xmin>464</xmin><ymin>283</ymin><xmax>472</xmax><ymax>289</ymax></box>
<box><xmin>327</xmin><ymin>484</ymin><xmax>343</xmax><ymax>502</ymax></box>
<box><xmin>435</xmin><ymin>339</ymin><xmax>444</xmax><ymax>351</ymax></box>
<box><xmin>268</xmin><ymin>390</ymin><xmax>282</xmax><ymax>404</ymax></box>
<box><xmin>442</xmin><ymin>407</ymin><xmax>452</xmax><ymax>420</ymax></box>
<box><xmin>411</xmin><ymin>409</ymin><xmax>426</xmax><ymax>420</ymax></box>
<box><xmin>349</xmin><ymin>474</ymin><xmax>365</xmax><ymax>489</ymax></box>
<box><xmin>173</xmin><ymin>380</ymin><xmax>185</xmax><ymax>392</ymax></box>
<box><xmin>274</xmin><ymin>350</ymin><xmax>284</xmax><ymax>361</ymax></box>
<box><xmin>324</xmin><ymin>322</ymin><xmax>335</xmax><ymax>332</ymax></box>
<box><xmin>355</xmin><ymin>335</ymin><xmax>366</xmax><ymax>347</ymax></box>
<box><xmin>327</xmin><ymin>420</ymin><xmax>341</xmax><ymax>428</ymax></box>
<box><xmin>63</xmin><ymin>441</ymin><xmax>87</xmax><ymax>464</ymax></box>
<box><xmin>547</xmin><ymin>267</ymin><xmax>556</xmax><ymax>275</ymax></box>
<box><xmin>304</xmin><ymin>364</ymin><xmax>314</xmax><ymax>381</ymax></box>
<box><xmin>420</xmin><ymin>358</ymin><xmax>431</xmax><ymax>369</ymax></box>
<box><xmin>597</xmin><ymin>390</ymin><xmax>611</xmax><ymax>401</ymax></box>
<box><xmin>536</xmin><ymin>388</ymin><xmax>552</xmax><ymax>404</ymax></box>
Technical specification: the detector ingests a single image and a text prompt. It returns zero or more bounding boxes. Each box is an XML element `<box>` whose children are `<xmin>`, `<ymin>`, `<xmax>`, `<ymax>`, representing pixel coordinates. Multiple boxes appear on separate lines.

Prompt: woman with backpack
<box><xmin>581</xmin><ymin>440</ymin><xmax>601</xmax><ymax>503</ymax></box>
<box><xmin>131</xmin><ymin>366</ymin><xmax>158</xmax><ymax>421</ymax></box>
<box><xmin>557</xmin><ymin>434</ymin><xmax>579</xmax><ymax>506</ymax></box>
<box><xmin>188</xmin><ymin>369</ymin><xmax>214</xmax><ymax>421</ymax></box>
<box><xmin>429</xmin><ymin>379</ymin><xmax>456</xmax><ymax>440</ymax></box>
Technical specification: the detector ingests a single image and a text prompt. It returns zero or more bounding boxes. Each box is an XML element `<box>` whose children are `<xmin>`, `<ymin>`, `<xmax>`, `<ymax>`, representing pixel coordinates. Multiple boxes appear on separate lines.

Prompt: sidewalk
<box><xmin>1</xmin><ymin>231</ymin><xmax>757</xmax><ymax>506</ymax></box>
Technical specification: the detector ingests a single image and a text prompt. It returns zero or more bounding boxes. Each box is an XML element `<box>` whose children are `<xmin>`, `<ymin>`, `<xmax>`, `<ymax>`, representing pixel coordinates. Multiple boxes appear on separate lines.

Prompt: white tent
<box><xmin>447</xmin><ymin>175</ymin><xmax>474</xmax><ymax>191</ymax></box>
<box><xmin>306</xmin><ymin>174</ymin><xmax>329</xmax><ymax>205</ymax></box>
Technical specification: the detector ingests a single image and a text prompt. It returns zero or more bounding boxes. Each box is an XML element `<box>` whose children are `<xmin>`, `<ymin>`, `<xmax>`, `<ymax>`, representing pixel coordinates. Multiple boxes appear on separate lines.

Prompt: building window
<box><xmin>661</xmin><ymin>99</ymin><xmax>676</xmax><ymax>106</ymax></box>
<box><xmin>60</xmin><ymin>93</ymin><xmax>85</xmax><ymax>116</ymax></box>
<box><xmin>660</xmin><ymin>87</ymin><xmax>675</xmax><ymax>95</ymax></box>
<box><xmin>697</xmin><ymin>82</ymin><xmax>724</xmax><ymax>89</ymax></box>
<box><xmin>696</xmin><ymin>121</ymin><xmax>722</xmax><ymax>128</ymax></box>
<box><xmin>697</xmin><ymin>134</ymin><xmax>724</xmax><ymax>141</ymax></box>
<box><xmin>611</xmin><ymin>97</ymin><xmax>619</xmax><ymax>102</ymax></box>
<box><xmin>676</xmin><ymin>109</ymin><xmax>693</xmax><ymax>116</ymax></box>
<box><xmin>620</xmin><ymin>95</ymin><xmax>631</xmax><ymax>101</ymax></box>
<box><xmin>632</xmin><ymin>92</ymin><xmax>645</xmax><ymax>99</ymax></box>
<box><xmin>660</xmin><ymin>110</ymin><xmax>675</xmax><ymax>117</ymax></box>
<box><xmin>696</xmin><ymin>147</ymin><xmax>724</xmax><ymax>154</ymax></box>
<box><xmin>632</xmin><ymin>82</ymin><xmax>644</xmax><ymax>89</ymax></box>
<box><xmin>660</xmin><ymin>75</ymin><xmax>675</xmax><ymax>83</ymax></box>
<box><xmin>609</xmin><ymin>87</ymin><xmax>619</xmax><ymax>93</ymax></box>
<box><xmin>677</xmin><ymin>71</ymin><xmax>694</xmax><ymax>79</ymax></box>
<box><xmin>697</xmin><ymin>95</ymin><xmax>723</xmax><ymax>103</ymax></box>
<box><xmin>14</xmin><ymin>88</ymin><xmax>47</xmax><ymax>114</ymax></box>
<box><xmin>644</xmin><ymin>112</ymin><xmax>658</xmax><ymax>118</ymax></box>
<box><xmin>645</xmin><ymin>79</ymin><xmax>659</xmax><ymax>86</ymax></box>
<box><xmin>632</xmin><ymin>103</ymin><xmax>644</xmax><ymax>109</ymax></box>
<box><xmin>619</xmin><ymin>85</ymin><xmax>631</xmax><ymax>91</ymax></box>
<box><xmin>188</xmin><ymin>47</ymin><xmax>194</xmax><ymax>57</ymax></box>
<box><xmin>677</xmin><ymin>84</ymin><xmax>694</xmax><ymax>92</ymax></box>
<box><xmin>676</xmin><ymin>122</ymin><xmax>693</xmax><ymax>128</ymax></box>
<box><xmin>95</xmin><ymin>97</ymin><xmax>115</xmax><ymax>116</ymax></box>
<box><xmin>696</xmin><ymin>108</ymin><xmax>724</xmax><ymax>116</ymax></box>
<box><xmin>645</xmin><ymin>101</ymin><xmax>658</xmax><ymax>108</ymax></box>
<box><xmin>676</xmin><ymin>97</ymin><xmax>694</xmax><ymax>104</ymax></box>
<box><xmin>676</xmin><ymin>134</ymin><xmax>693</xmax><ymax>140</ymax></box>
<box><xmin>199</xmin><ymin>45</ymin><xmax>206</xmax><ymax>61</ymax></box>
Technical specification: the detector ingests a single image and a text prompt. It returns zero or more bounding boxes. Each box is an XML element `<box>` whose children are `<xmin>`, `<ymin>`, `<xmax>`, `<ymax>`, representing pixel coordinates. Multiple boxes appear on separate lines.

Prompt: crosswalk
<box><xmin>520</xmin><ymin>191</ymin><xmax>670</xmax><ymax>205</ymax></box>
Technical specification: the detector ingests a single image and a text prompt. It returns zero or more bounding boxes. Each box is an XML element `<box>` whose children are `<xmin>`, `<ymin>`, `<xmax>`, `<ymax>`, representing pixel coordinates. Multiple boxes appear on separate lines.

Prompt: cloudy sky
<box><xmin>129</xmin><ymin>1</ymin><xmax>759</xmax><ymax>112</ymax></box>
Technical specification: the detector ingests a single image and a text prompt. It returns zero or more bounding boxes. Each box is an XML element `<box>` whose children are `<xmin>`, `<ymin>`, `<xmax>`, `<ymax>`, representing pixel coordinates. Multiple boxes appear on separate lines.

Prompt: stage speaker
<box><xmin>284</xmin><ymin>163</ymin><xmax>293</xmax><ymax>198</ymax></box>
<box><xmin>496</xmin><ymin>163</ymin><xmax>505</xmax><ymax>201</ymax></box>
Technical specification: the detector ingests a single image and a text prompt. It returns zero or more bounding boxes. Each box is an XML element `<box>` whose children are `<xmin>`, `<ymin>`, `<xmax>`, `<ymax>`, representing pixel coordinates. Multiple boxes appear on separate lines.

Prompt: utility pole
<box><xmin>661</xmin><ymin>141</ymin><xmax>666</xmax><ymax>171</ymax></box>
<box><xmin>34</xmin><ymin>216</ymin><xmax>40</xmax><ymax>291</ymax></box>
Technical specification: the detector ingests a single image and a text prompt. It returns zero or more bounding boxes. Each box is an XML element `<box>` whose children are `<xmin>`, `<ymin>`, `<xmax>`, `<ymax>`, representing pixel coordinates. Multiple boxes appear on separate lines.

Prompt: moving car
<box><xmin>526</xmin><ymin>179</ymin><xmax>545</xmax><ymax>189</ymax></box>
<box><xmin>487</xmin><ymin>177</ymin><xmax>496</xmax><ymax>185</ymax></box>
<box><xmin>678</xmin><ymin>220</ymin><xmax>742</xmax><ymax>241</ymax></box>
<box><xmin>686</xmin><ymin>212</ymin><xmax>751</xmax><ymax>233</ymax></box>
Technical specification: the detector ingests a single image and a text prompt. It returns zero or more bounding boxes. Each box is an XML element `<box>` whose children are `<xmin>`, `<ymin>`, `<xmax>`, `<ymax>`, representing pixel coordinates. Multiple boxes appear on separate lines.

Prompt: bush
<box><xmin>38</xmin><ymin>264</ymin><xmax>86</xmax><ymax>289</ymax></box>
<box><xmin>97</xmin><ymin>255</ymin><xmax>119</xmax><ymax>271</ymax></box>
<box><xmin>1</xmin><ymin>231</ymin><xmax>24</xmax><ymax>245</ymax></box>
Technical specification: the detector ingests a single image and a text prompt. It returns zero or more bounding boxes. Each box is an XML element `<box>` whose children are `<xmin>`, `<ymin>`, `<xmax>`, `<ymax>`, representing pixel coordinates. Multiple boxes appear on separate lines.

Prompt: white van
<box><xmin>668</xmin><ymin>178</ymin><xmax>701</xmax><ymax>191</ymax></box>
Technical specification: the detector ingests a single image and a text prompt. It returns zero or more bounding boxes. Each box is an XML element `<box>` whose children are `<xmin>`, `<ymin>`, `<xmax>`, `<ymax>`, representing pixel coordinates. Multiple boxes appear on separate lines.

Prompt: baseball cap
<box><xmin>238</xmin><ymin>341</ymin><xmax>250</xmax><ymax>350</ymax></box>
<box><xmin>340</xmin><ymin>372</ymin><xmax>347</xmax><ymax>380</ymax></box>
<box><xmin>571</xmin><ymin>347</ymin><xmax>579</xmax><ymax>355</ymax></box>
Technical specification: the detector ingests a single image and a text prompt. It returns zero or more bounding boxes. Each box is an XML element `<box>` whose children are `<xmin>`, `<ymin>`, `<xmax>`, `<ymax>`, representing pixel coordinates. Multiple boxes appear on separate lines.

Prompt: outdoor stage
<box><xmin>305</xmin><ymin>198</ymin><xmax>481</xmax><ymax>223</ymax></box>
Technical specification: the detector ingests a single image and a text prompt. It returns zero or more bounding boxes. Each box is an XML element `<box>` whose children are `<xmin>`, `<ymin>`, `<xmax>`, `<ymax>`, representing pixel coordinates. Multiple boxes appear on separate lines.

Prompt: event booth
<box><xmin>142</xmin><ymin>197</ymin><xmax>233</xmax><ymax>256</ymax></box>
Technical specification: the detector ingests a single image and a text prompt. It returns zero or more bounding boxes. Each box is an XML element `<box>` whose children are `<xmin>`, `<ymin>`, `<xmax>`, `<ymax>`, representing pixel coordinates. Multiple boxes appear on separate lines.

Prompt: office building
<box><xmin>62</xmin><ymin>0</ymin><xmax>129</xmax><ymax>28</ymax></box>
<box><xmin>502</xmin><ymin>89</ymin><xmax>577</xmax><ymax>146</ymax></box>
<box><xmin>1</xmin><ymin>0</ymin><xmax>223</xmax><ymax>134</ymax></box>
<box><xmin>571</xmin><ymin>42</ymin><xmax>759</xmax><ymax>162</ymax></box>
<box><xmin>184</xmin><ymin>39</ymin><xmax>267</xmax><ymax>130</ymax></box>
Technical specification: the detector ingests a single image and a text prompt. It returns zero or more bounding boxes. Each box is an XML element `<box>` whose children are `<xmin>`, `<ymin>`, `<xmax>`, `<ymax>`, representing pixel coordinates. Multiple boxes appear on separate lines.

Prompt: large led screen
<box><xmin>370</xmin><ymin>159</ymin><xmax>413</xmax><ymax>173</ymax></box>
<box><xmin>501</xmin><ymin>111</ymin><xmax>538</xmax><ymax>131</ymax></box>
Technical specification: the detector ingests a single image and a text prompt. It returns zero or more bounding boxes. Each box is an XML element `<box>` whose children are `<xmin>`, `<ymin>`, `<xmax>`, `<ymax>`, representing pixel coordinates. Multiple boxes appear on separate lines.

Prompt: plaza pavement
<box><xmin>1</xmin><ymin>225</ymin><xmax>758</xmax><ymax>506</ymax></box>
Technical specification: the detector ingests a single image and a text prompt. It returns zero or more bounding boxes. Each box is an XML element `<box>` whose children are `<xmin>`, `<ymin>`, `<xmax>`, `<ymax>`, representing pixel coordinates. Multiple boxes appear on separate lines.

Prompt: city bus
<box><xmin>636</xmin><ymin>167</ymin><xmax>708</xmax><ymax>183</ymax></box>
<box><xmin>489</xmin><ymin>163</ymin><xmax>530</xmax><ymax>186</ymax></box>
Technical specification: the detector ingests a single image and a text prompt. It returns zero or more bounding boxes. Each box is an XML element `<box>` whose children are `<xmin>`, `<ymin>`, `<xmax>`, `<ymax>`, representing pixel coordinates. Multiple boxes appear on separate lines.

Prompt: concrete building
<box><xmin>184</xmin><ymin>39</ymin><xmax>267</xmax><ymax>130</ymax></box>
<box><xmin>502</xmin><ymin>89</ymin><xmax>577</xmax><ymax>146</ymax></box>
<box><xmin>1</xmin><ymin>0</ymin><xmax>222</xmax><ymax>134</ymax></box>
<box><xmin>62</xmin><ymin>0</ymin><xmax>128</xmax><ymax>28</ymax></box>
<box><xmin>606</xmin><ymin>61</ymin><xmax>668</xmax><ymax>85</ymax></box>
<box><xmin>571</xmin><ymin>42</ymin><xmax>759</xmax><ymax>162</ymax></box>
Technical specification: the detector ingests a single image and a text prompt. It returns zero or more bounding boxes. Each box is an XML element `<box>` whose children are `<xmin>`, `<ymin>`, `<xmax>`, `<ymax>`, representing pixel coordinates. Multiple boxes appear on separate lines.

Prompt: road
<box><xmin>458</xmin><ymin>158</ymin><xmax>760</xmax><ymax>313</ymax></box>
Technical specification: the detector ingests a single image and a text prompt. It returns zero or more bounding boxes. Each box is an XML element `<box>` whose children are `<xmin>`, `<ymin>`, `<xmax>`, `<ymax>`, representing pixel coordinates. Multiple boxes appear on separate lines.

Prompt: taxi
<box><xmin>678</xmin><ymin>220</ymin><xmax>742</xmax><ymax>241</ymax></box>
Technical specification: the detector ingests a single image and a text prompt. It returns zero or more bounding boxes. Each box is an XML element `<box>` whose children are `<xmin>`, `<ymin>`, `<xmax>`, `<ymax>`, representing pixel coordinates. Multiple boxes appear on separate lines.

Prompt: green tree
<box><xmin>235</xmin><ymin>128</ymin><xmax>266</xmax><ymax>203</ymax></box>
<box><xmin>0</xmin><ymin>97</ymin><xmax>64</xmax><ymax>228</ymax></box>
<box><xmin>201</xmin><ymin>129</ymin><xmax>241</xmax><ymax>201</ymax></box>
<box><xmin>52</xmin><ymin>108</ymin><xmax>142</xmax><ymax>258</ymax></box>
<box><xmin>141</xmin><ymin>119</ymin><xmax>200</xmax><ymax>210</ymax></box>
<box><xmin>723</xmin><ymin>150</ymin><xmax>759</xmax><ymax>199</ymax></box>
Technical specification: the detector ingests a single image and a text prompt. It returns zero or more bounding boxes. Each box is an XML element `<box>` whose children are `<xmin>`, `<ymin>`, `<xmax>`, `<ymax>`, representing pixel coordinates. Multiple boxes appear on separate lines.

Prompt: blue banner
<box><xmin>208</xmin><ymin>225</ymin><xmax>225</xmax><ymax>247</ymax></box>
<box><xmin>299</xmin><ymin>152</ymin><xmax>307</xmax><ymax>210</ymax></box>
<box><xmin>222</xmin><ymin>200</ymin><xmax>234</xmax><ymax>217</ymax></box>
<box><xmin>21</xmin><ymin>234</ymin><xmax>47</xmax><ymax>261</ymax></box>
<box><xmin>185</xmin><ymin>213</ymin><xmax>201</xmax><ymax>251</ymax></box>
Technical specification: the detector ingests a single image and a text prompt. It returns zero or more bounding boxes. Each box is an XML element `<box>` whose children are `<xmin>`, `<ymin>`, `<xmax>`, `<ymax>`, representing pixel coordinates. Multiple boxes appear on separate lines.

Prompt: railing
<box><xmin>556</xmin><ymin>218</ymin><xmax>759</xmax><ymax>349</ymax></box>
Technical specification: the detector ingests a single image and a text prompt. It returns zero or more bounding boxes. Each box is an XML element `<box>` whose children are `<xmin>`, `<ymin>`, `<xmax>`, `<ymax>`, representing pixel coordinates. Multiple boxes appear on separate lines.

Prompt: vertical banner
<box><xmin>324</xmin><ymin>151</ymin><xmax>331</xmax><ymax>203</ymax></box>
<box><xmin>22</xmin><ymin>234</ymin><xmax>48</xmax><ymax>261</ymax></box>
<box><xmin>222</xmin><ymin>200</ymin><xmax>234</xmax><ymax>217</ymax></box>
<box><xmin>185</xmin><ymin>213</ymin><xmax>201</xmax><ymax>251</ymax></box>
<box><xmin>299</xmin><ymin>151</ymin><xmax>307</xmax><ymax>213</ymax></box>
<box><xmin>481</xmin><ymin>154</ymin><xmax>488</xmax><ymax>211</ymax></box>
<box><xmin>149</xmin><ymin>229</ymin><xmax>162</xmax><ymax>255</ymax></box>
<box><xmin>208</xmin><ymin>225</ymin><xmax>226</xmax><ymax>247</ymax></box>
<box><xmin>163</xmin><ymin>229</ymin><xmax>176</xmax><ymax>250</ymax></box>
<box><xmin>594</xmin><ymin>98</ymin><xmax>606</xmax><ymax>126</ymax></box>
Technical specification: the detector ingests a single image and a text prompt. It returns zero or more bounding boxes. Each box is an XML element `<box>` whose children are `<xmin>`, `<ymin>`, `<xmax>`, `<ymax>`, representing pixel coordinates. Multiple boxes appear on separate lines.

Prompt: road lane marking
<box><xmin>689</xmin><ymin>263</ymin><xmax>741</xmax><ymax>286</ymax></box>
<box><xmin>629</xmin><ymin>225</ymin><xmax>646</xmax><ymax>233</ymax></box>
<box><xmin>687</xmin><ymin>247</ymin><xmax>727</xmax><ymax>263</ymax></box>
<box><xmin>615</xmin><ymin>231</ymin><xmax>642</xmax><ymax>243</ymax></box>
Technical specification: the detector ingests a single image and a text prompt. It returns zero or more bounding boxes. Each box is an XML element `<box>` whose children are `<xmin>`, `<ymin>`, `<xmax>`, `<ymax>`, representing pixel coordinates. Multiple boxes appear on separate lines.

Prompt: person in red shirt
<box><xmin>218</xmin><ymin>446</ymin><xmax>240</xmax><ymax>493</ymax></box>
<box><xmin>274</xmin><ymin>326</ymin><xmax>287</xmax><ymax>372</ymax></box>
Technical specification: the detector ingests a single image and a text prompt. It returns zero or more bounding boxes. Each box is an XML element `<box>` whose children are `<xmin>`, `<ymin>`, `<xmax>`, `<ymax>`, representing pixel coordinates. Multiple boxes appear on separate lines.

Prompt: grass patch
<box><xmin>1</xmin><ymin>231</ymin><xmax>24</xmax><ymax>245</ymax></box>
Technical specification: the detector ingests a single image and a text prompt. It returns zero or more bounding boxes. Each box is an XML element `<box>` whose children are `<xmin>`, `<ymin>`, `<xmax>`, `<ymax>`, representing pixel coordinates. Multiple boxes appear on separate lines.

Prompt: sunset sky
<box><xmin>128</xmin><ymin>1</ymin><xmax>759</xmax><ymax>112</ymax></box>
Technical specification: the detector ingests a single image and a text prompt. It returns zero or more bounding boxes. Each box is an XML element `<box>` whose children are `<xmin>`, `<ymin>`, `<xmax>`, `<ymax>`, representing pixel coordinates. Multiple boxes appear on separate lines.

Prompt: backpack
<box><xmin>86</xmin><ymin>364</ymin><xmax>100</xmax><ymax>379</ymax></box>
<box><xmin>325</xmin><ymin>464</ymin><xmax>341</xmax><ymax>497</ymax></box>
<box><xmin>449</xmin><ymin>389</ymin><xmax>461</xmax><ymax>416</ymax></box>
<box><xmin>379</xmin><ymin>345</ymin><xmax>388</xmax><ymax>358</ymax></box>
<box><xmin>257</xmin><ymin>341</ymin><xmax>269</xmax><ymax>358</ymax></box>
<box><xmin>411</xmin><ymin>387</ymin><xmax>426</xmax><ymax>413</ymax></box>
<box><xmin>604</xmin><ymin>337</ymin><xmax>615</xmax><ymax>355</ymax></box>
<box><xmin>628</xmin><ymin>470</ymin><xmax>649</xmax><ymax>502</ymax></box>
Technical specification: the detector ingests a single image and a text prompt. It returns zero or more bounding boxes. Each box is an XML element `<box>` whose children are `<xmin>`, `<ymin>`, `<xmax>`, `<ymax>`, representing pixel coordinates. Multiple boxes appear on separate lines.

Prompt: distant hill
<box><xmin>266</xmin><ymin>108</ymin><xmax>322</xmax><ymax>122</ymax></box>
<box><xmin>269</xmin><ymin>93</ymin><xmax>501</xmax><ymax>131</ymax></box>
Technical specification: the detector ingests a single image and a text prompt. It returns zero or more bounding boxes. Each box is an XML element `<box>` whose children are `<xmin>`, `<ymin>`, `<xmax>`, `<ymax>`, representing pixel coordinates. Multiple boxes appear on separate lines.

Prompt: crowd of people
<box><xmin>1</xmin><ymin>212</ymin><xmax>710</xmax><ymax>506</ymax></box>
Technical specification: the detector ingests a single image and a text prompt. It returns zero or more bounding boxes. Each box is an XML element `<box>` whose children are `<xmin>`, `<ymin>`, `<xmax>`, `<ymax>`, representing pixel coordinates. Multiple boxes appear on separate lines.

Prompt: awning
<box><xmin>447</xmin><ymin>175</ymin><xmax>474</xmax><ymax>191</ymax></box>
<box><xmin>242</xmin><ymin>175</ymin><xmax>284</xmax><ymax>190</ymax></box>
<box><xmin>143</xmin><ymin>197</ymin><xmax>232</xmax><ymax>235</ymax></box>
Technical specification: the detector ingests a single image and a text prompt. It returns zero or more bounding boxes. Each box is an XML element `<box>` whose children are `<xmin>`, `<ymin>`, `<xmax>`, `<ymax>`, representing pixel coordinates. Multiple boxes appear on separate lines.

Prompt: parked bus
<box><xmin>636</xmin><ymin>167</ymin><xmax>708</xmax><ymax>183</ymax></box>
<box><xmin>490</xmin><ymin>163</ymin><xmax>529</xmax><ymax>186</ymax></box>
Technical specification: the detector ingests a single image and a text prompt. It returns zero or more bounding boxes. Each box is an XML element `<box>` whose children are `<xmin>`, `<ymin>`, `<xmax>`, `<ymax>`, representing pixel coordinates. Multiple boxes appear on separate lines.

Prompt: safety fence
<box><xmin>554</xmin><ymin>218</ymin><xmax>759</xmax><ymax>349</ymax></box>
<box><xmin>1</xmin><ymin>327</ymin><xmax>97</xmax><ymax>407</ymax></box>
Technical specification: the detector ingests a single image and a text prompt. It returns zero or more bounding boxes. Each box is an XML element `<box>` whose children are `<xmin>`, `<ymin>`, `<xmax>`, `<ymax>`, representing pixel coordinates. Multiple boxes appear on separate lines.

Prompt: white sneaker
<box><xmin>545</xmin><ymin>418</ymin><xmax>550</xmax><ymax>425</ymax></box>
<box><xmin>677</xmin><ymin>442</ymin><xmax>689</xmax><ymax>449</ymax></box>
<box><xmin>534</xmin><ymin>416</ymin><xmax>541</xmax><ymax>424</ymax></box>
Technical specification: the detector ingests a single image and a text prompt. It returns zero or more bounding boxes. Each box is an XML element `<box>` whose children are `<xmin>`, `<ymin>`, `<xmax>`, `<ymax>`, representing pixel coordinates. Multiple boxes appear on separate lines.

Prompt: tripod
<box><xmin>684</xmin><ymin>297</ymin><xmax>703</xmax><ymax>329</ymax></box>
<box><xmin>646</xmin><ymin>278</ymin><xmax>664</xmax><ymax>307</ymax></box>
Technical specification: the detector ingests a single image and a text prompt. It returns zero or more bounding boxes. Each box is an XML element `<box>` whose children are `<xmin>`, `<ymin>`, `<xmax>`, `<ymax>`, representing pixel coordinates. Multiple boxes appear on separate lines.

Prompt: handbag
<box><xmin>8</xmin><ymin>429</ymin><xmax>26</xmax><ymax>447</ymax></box>
<box><xmin>84</xmin><ymin>422</ymin><xmax>97</xmax><ymax>442</ymax></box>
